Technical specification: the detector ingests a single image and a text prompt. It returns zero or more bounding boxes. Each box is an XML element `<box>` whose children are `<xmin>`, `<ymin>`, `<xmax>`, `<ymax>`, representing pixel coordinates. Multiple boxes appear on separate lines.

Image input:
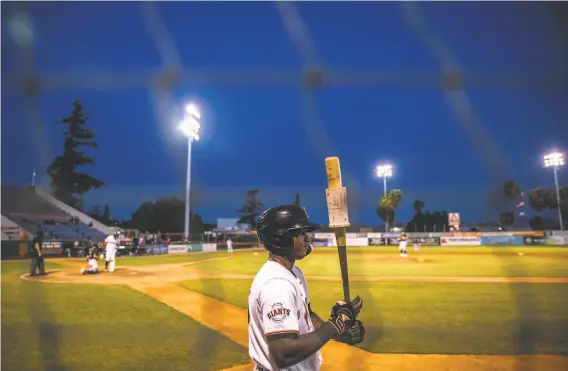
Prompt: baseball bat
<box><xmin>324</xmin><ymin>157</ymin><xmax>351</xmax><ymax>303</ymax></box>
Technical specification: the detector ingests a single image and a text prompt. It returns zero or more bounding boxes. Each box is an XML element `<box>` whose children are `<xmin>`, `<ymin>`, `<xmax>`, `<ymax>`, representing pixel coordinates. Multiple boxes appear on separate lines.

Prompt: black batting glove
<box><xmin>334</xmin><ymin>320</ymin><xmax>365</xmax><ymax>345</ymax></box>
<box><xmin>328</xmin><ymin>300</ymin><xmax>357</xmax><ymax>335</ymax></box>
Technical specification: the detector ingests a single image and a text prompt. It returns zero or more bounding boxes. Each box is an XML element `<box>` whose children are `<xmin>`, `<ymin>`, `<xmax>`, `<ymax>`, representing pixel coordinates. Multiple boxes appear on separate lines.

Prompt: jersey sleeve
<box><xmin>259</xmin><ymin>278</ymin><xmax>300</xmax><ymax>337</ymax></box>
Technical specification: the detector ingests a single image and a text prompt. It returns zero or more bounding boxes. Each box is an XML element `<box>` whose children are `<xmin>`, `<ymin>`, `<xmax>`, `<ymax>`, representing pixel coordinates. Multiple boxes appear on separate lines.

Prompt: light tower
<box><xmin>375</xmin><ymin>164</ymin><xmax>394</xmax><ymax>232</ymax></box>
<box><xmin>179</xmin><ymin>103</ymin><xmax>201</xmax><ymax>240</ymax></box>
<box><xmin>544</xmin><ymin>151</ymin><xmax>565</xmax><ymax>231</ymax></box>
<box><xmin>375</xmin><ymin>164</ymin><xmax>393</xmax><ymax>196</ymax></box>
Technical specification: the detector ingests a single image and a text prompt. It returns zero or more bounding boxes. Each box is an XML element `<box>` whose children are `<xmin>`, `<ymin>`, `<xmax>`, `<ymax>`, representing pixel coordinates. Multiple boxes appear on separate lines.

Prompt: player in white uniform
<box><xmin>227</xmin><ymin>238</ymin><xmax>234</xmax><ymax>253</ymax></box>
<box><xmin>104</xmin><ymin>231</ymin><xmax>120</xmax><ymax>272</ymax></box>
<box><xmin>399</xmin><ymin>232</ymin><xmax>408</xmax><ymax>258</ymax></box>
<box><xmin>413</xmin><ymin>238</ymin><xmax>421</xmax><ymax>253</ymax></box>
<box><xmin>249</xmin><ymin>205</ymin><xmax>365</xmax><ymax>371</ymax></box>
<box><xmin>80</xmin><ymin>252</ymin><xmax>99</xmax><ymax>275</ymax></box>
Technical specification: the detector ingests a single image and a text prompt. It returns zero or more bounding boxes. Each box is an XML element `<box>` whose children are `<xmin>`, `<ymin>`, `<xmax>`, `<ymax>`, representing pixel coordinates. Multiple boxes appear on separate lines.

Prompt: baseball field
<box><xmin>2</xmin><ymin>246</ymin><xmax>568</xmax><ymax>371</ymax></box>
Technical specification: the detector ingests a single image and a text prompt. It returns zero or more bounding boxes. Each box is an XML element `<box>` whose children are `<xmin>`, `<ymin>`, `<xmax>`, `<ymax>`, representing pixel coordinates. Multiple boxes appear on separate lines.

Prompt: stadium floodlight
<box><xmin>179</xmin><ymin>102</ymin><xmax>202</xmax><ymax>240</ymax></box>
<box><xmin>543</xmin><ymin>151</ymin><xmax>565</xmax><ymax>231</ymax></box>
<box><xmin>375</xmin><ymin>164</ymin><xmax>393</xmax><ymax>196</ymax></box>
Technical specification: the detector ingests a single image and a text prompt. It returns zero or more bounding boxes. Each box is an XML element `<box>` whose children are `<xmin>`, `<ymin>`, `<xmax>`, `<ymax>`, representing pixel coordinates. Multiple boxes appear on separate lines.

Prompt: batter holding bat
<box><xmin>248</xmin><ymin>204</ymin><xmax>364</xmax><ymax>371</ymax></box>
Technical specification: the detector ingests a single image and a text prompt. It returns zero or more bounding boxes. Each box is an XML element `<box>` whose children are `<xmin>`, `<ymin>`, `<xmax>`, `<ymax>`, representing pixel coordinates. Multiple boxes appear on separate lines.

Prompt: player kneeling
<box><xmin>80</xmin><ymin>253</ymin><xmax>99</xmax><ymax>275</ymax></box>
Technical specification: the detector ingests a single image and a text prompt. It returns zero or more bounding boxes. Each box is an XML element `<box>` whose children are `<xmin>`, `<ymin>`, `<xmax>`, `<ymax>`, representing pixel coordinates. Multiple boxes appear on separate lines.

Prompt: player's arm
<box><xmin>307</xmin><ymin>303</ymin><xmax>326</xmax><ymax>329</ymax></box>
<box><xmin>261</xmin><ymin>280</ymin><xmax>355</xmax><ymax>369</ymax></box>
<box><xmin>34</xmin><ymin>241</ymin><xmax>42</xmax><ymax>256</ymax></box>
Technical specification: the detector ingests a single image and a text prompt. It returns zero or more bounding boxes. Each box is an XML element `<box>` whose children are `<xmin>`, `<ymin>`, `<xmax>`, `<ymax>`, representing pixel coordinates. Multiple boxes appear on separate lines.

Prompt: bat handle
<box><xmin>335</xmin><ymin>227</ymin><xmax>351</xmax><ymax>303</ymax></box>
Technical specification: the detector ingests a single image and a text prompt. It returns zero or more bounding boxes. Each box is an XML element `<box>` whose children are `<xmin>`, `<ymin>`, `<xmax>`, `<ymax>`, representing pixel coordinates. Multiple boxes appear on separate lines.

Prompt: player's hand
<box><xmin>334</xmin><ymin>320</ymin><xmax>365</xmax><ymax>345</ymax></box>
<box><xmin>328</xmin><ymin>300</ymin><xmax>357</xmax><ymax>335</ymax></box>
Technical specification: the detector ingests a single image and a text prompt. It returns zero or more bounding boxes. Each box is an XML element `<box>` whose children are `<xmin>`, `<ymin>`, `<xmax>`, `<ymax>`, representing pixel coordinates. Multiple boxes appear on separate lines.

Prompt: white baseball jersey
<box><xmin>398</xmin><ymin>240</ymin><xmax>407</xmax><ymax>249</ymax></box>
<box><xmin>248</xmin><ymin>260</ymin><xmax>323</xmax><ymax>371</ymax></box>
<box><xmin>105</xmin><ymin>235</ymin><xmax>118</xmax><ymax>252</ymax></box>
<box><xmin>88</xmin><ymin>258</ymin><xmax>98</xmax><ymax>270</ymax></box>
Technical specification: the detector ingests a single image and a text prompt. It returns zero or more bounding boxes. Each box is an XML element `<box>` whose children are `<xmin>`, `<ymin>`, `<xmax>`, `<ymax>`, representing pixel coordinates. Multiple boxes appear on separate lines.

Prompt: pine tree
<box><xmin>47</xmin><ymin>99</ymin><xmax>104</xmax><ymax>209</ymax></box>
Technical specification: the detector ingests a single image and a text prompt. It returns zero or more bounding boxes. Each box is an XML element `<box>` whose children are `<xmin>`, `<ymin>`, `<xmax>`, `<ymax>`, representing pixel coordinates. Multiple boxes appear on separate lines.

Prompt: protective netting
<box><xmin>4</xmin><ymin>3</ymin><xmax>568</xmax><ymax>371</ymax></box>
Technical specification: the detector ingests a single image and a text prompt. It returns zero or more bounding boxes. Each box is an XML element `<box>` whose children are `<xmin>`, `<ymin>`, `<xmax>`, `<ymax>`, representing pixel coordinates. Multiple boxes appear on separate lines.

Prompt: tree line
<box><xmin>46</xmin><ymin>100</ymin><xmax>567</xmax><ymax>233</ymax></box>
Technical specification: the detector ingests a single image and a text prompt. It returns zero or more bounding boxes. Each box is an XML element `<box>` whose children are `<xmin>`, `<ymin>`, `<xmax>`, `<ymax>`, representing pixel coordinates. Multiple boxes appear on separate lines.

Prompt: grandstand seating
<box><xmin>1</xmin><ymin>186</ymin><xmax>107</xmax><ymax>241</ymax></box>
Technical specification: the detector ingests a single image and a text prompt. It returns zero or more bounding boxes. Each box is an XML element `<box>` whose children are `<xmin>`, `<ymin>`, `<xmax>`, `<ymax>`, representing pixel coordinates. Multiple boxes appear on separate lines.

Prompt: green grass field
<box><xmin>2</xmin><ymin>246</ymin><xmax>568</xmax><ymax>371</ymax></box>
<box><xmin>180</xmin><ymin>246</ymin><xmax>568</xmax><ymax>355</ymax></box>
<box><xmin>191</xmin><ymin>246</ymin><xmax>568</xmax><ymax>277</ymax></box>
<box><xmin>1</xmin><ymin>261</ymin><xmax>249</xmax><ymax>371</ymax></box>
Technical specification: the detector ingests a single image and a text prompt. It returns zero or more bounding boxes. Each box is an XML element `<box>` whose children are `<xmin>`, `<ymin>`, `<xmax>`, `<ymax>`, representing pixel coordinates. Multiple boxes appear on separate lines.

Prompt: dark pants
<box><xmin>30</xmin><ymin>256</ymin><xmax>46</xmax><ymax>276</ymax></box>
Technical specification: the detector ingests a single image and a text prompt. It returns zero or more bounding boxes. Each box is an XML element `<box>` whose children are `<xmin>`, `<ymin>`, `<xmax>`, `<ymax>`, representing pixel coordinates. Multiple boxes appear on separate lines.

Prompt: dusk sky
<box><xmin>2</xmin><ymin>2</ymin><xmax>567</xmax><ymax>226</ymax></box>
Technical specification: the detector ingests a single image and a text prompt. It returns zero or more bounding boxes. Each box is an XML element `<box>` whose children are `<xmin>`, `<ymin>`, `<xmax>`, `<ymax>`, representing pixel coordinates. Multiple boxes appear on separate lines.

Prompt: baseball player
<box><xmin>104</xmin><ymin>231</ymin><xmax>120</xmax><ymax>272</ymax></box>
<box><xmin>399</xmin><ymin>232</ymin><xmax>408</xmax><ymax>258</ymax></box>
<box><xmin>413</xmin><ymin>238</ymin><xmax>421</xmax><ymax>253</ymax></box>
<box><xmin>227</xmin><ymin>238</ymin><xmax>234</xmax><ymax>253</ymax></box>
<box><xmin>80</xmin><ymin>252</ymin><xmax>99</xmax><ymax>275</ymax></box>
<box><xmin>249</xmin><ymin>205</ymin><xmax>365</xmax><ymax>371</ymax></box>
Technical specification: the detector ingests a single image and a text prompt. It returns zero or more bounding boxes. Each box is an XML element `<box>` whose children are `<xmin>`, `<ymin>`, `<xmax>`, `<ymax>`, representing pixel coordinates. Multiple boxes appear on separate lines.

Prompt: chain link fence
<box><xmin>4</xmin><ymin>3</ymin><xmax>567</xmax><ymax>370</ymax></box>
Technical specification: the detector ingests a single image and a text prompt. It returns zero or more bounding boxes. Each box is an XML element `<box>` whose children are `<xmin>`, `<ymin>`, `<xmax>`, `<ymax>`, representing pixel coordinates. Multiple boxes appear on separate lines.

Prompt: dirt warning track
<box><xmin>20</xmin><ymin>259</ymin><xmax>568</xmax><ymax>371</ymax></box>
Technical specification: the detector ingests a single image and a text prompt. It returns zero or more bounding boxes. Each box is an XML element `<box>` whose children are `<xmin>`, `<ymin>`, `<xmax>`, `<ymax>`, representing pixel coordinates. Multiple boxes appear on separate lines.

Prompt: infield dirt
<box><xmin>21</xmin><ymin>258</ymin><xmax>568</xmax><ymax>371</ymax></box>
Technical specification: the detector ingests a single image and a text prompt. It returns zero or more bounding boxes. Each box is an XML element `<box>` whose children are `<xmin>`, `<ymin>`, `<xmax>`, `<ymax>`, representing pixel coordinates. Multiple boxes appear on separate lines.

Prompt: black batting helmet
<box><xmin>256</xmin><ymin>204</ymin><xmax>320</xmax><ymax>256</ymax></box>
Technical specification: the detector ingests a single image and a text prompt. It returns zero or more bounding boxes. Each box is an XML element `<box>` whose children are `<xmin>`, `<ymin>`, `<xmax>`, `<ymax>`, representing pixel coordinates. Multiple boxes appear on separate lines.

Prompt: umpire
<box><xmin>30</xmin><ymin>228</ymin><xmax>47</xmax><ymax>276</ymax></box>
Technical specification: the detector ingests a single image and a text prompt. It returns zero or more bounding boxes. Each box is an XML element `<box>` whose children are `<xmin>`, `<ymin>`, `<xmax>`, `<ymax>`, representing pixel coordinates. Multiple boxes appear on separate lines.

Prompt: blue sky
<box><xmin>2</xmin><ymin>2</ymin><xmax>567</xmax><ymax>225</ymax></box>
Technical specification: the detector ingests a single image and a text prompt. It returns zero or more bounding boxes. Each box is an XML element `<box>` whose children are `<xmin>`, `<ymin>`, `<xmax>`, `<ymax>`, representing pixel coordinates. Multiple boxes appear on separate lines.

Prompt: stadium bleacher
<box><xmin>1</xmin><ymin>186</ymin><xmax>106</xmax><ymax>241</ymax></box>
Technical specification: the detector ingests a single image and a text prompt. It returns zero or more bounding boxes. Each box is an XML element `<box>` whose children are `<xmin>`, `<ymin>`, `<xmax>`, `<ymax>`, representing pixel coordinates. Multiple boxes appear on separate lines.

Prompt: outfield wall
<box><xmin>311</xmin><ymin>231</ymin><xmax>568</xmax><ymax>247</ymax></box>
<box><xmin>2</xmin><ymin>231</ymin><xmax>567</xmax><ymax>259</ymax></box>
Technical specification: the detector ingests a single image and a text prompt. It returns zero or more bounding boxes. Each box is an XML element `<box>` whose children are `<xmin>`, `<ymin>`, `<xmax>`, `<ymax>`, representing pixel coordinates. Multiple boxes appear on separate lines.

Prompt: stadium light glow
<box><xmin>375</xmin><ymin>164</ymin><xmax>393</xmax><ymax>178</ymax></box>
<box><xmin>179</xmin><ymin>104</ymin><xmax>201</xmax><ymax>141</ymax></box>
<box><xmin>180</xmin><ymin>102</ymin><xmax>202</xmax><ymax>240</ymax></box>
<box><xmin>544</xmin><ymin>152</ymin><xmax>565</xmax><ymax>168</ymax></box>
<box><xmin>543</xmin><ymin>151</ymin><xmax>564</xmax><ymax>231</ymax></box>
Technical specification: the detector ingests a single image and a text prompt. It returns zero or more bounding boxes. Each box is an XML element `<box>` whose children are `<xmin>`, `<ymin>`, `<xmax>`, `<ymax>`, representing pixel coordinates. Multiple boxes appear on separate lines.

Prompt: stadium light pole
<box><xmin>544</xmin><ymin>151</ymin><xmax>565</xmax><ymax>231</ymax></box>
<box><xmin>375</xmin><ymin>164</ymin><xmax>393</xmax><ymax>232</ymax></box>
<box><xmin>375</xmin><ymin>164</ymin><xmax>393</xmax><ymax>196</ymax></box>
<box><xmin>179</xmin><ymin>103</ymin><xmax>201</xmax><ymax>241</ymax></box>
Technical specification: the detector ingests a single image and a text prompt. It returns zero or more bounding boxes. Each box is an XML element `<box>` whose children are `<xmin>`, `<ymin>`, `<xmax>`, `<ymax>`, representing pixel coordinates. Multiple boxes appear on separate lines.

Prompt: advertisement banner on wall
<box><xmin>346</xmin><ymin>237</ymin><xmax>369</xmax><ymax>246</ymax></box>
<box><xmin>512</xmin><ymin>231</ymin><xmax>545</xmax><ymax>237</ymax></box>
<box><xmin>187</xmin><ymin>244</ymin><xmax>203</xmax><ymax>252</ymax></box>
<box><xmin>367</xmin><ymin>233</ymin><xmax>382</xmax><ymax>238</ymax></box>
<box><xmin>386</xmin><ymin>238</ymin><xmax>401</xmax><ymax>246</ymax></box>
<box><xmin>149</xmin><ymin>245</ymin><xmax>168</xmax><ymax>255</ymax></box>
<box><xmin>201</xmin><ymin>243</ymin><xmax>217</xmax><ymax>252</ymax></box>
<box><xmin>409</xmin><ymin>233</ymin><xmax>433</xmax><ymax>238</ymax></box>
<box><xmin>523</xmin><ymin>236</ymin><xmax>550</xmax><ymax>245</ymax></box>
<box><xmin>312</xmin><ymin>241</ymin><xmax>329</xmax><ymax>247</ymax></box>
<box><xmin>410</xmin><ymin>237</ymin><xmax>441</xmax><ymax>246</ymax></box>
<box><xmin>480</xmin><ymin>236</ymin><xmax>524</xmax><ymax>246</ymax></box>
<box><xmin>42</xmin><ymin>241</ymin><xmax>63</xmax><ymax>255</ymax></box>
<box><xmin>382</xmin><ymin>233</ymin><xmax>401</xmax><ymax>239</ymax></box>
<box><xmin>545</xmin><ymin>236</ymin><xmax>568</xmax><ymax>246</ymax></box>
<box><xmin>440</xmin><ymin>236</ymin><xmax>481</xmax><ymax>246</ymax></box>
<box><xmin>314</xmin><ymin>233</ymin><xmax>335</xmax><ymax>239</ymax></box>
<box><xmin>168</xmin><ymin>244</ymin><xmax>188</xmax><ymax>254</ymax></box>
<box><xmin>482</xmin><ymin>232</ymin><xmax>513</xmax><ymax>237</ymax></box>
<box><xmin>369</xmin><ymin>238</ymin><xmax>384</xmax><ymax>246</ymax></box>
